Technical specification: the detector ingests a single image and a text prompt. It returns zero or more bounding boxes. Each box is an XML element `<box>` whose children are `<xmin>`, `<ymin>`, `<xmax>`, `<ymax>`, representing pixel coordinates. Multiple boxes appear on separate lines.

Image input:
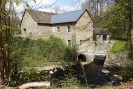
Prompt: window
<box><xmin>57</xmin><ymin>27</ymin><xmax>60</xmax><ymax>32</ymax></box>
<box><xmin>103</xmin><ymin>35</ymin><xmax>107</xmax><ymax>41</ymax></box>
<box><xmin>23</xmin><ymin>28</ymin><xmax>26</xmax><ymax>32</ymax></box>
<box><xmin>68</xmin><ymin>40</ymin><xmax>71</xmax><ymax>45</ymax></box>
<box><xmin>80</xmin><ymin>40</ymin><xmax>83</xmax><ymax>45</ymax></box>
<box><xmin>67</xmin><ymin>26</ymin><xmax>70</xmax><ymax>32</ymax></box>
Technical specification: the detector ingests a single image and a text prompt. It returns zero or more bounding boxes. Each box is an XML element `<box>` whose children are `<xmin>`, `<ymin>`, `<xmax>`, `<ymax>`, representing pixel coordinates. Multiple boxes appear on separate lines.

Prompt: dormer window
<box><xmin>57</xmin><ymin>27</ymin><xmax>60</xmax><ymax>32</ymax></box>
<box><xmin>67</xmin><ymin>26</ymin><xmax>70</xmax><ymax>32</ymax></box>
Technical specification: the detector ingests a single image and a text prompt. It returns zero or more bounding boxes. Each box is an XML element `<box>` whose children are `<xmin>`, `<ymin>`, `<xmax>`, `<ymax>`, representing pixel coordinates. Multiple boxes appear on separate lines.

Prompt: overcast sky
<box><xmin>11</xmin><ymin>0</ymin><xmax>85</xmax><ymax>18</ymax></box>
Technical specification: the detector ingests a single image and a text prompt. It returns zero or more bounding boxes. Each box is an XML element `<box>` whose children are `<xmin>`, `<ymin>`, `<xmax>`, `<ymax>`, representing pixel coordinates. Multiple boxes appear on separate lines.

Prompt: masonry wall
<box><xmin>51</xmin><ymin>24</ymin><xmax>75</xmax><ymax>45</ymax></box>
<box><xmin>21</xmin><ymin>12</ymin><xmax>38</xmax><ymax>37</ymax></box>
<box><xmin>21</xmin><ymin>11</ymin><xmax>94</xmax><ymax>46</ymax></box>
<box><xmin>37</xmin><ymin>25</ymin><xmax>52</xmax><ymax>38</ymax></box>
<box><xmin>21</xmin><ymin>12</ymin><xmax>52</xmax><ymax>38</ymax></box>
<box><xmin>96</xmin><ymin>35</ymin><xmax>110</xmax><ymax>42</ymax></box>
<box><xmin>75</xmin><ymin>11</ymin><xmax>93</xmax><ymax>45</ymax></box>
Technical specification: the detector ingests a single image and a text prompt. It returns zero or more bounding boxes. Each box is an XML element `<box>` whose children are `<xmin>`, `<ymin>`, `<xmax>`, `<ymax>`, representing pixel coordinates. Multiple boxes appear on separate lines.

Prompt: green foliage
<box><xmin>101</xmin><ymin>0</ymin><xmax>133</xmax><ymax>38</ymax></box>
<box><xmin>60</xmin><ymin>68</ymin><xmax>80</xmax><ymax>87</ymax></box>
<box><xmin>110</xmin><ymin>39</ymin><xmax>130</xmax><ymax>54</ymax></box>
<box><xmin>19</xmin><ymin>69</ymin><xmax>49</xmax><ymax>83</ymax></box>
<box><xmin>9</xmin><ymin>69</ymin><xmax>49</xmax><ymax>86</ymax></box>
<box><xmin>59</xmin><ymin>68</ymin><xmax>90</xmax><ymax>89</ymax></box>
<box><xmin>119</xmin><ymin>62</ymin><xmax>133</xmax><ymax>81</ymax></box>
<box><xmin>11</xmin><ymin>36</ymin><xmax>77</xmax><ymax>68</ymax></box>
<box><xmin>60</xmin><ymin>74</ymin><xmax>80</xmax><ymax>88</ymax></box>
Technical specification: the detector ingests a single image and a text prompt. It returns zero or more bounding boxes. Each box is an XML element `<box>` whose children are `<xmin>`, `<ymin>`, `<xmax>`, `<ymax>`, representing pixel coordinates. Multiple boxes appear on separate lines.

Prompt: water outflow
<box><xmin>50</xmin><ymin>55</ymin><xmax>121</xmax><ymax>87</ymax></box>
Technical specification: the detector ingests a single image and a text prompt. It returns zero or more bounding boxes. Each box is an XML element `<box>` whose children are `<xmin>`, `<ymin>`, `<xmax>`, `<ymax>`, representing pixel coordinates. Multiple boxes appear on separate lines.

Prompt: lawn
<box><xmin>110</xmin><ymin>39</ymin><xmax>130</xmax><ymax>54</ymax></box>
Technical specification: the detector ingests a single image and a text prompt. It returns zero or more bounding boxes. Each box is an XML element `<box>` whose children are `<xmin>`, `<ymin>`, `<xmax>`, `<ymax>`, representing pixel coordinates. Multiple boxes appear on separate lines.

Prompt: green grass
<box><xmin>110</xmin><ymin>39</ymin><xmax>130</xmax><ymax>54</ymax></box>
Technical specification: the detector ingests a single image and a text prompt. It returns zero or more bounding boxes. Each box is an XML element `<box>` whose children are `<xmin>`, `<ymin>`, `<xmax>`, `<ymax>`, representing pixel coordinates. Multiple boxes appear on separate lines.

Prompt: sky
<box><xmin>10</xmin><ymin>0</ymin><xmax>85</xmax><ymax>18</ymax></box>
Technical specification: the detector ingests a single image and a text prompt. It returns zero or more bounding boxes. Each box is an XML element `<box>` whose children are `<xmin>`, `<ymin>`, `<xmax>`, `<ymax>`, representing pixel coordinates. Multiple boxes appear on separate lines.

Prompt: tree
<box><xmin>101</xmin><ymin>0</ymin><xmax>133</xmax><ymax>54</ymax></box>
<box><xmin>0</xmin><ymin>0</ymin><xmax>10</xmax><ymax>82</ymax></box>
<box><xmin>0</xmin><ymin>0</ymin><xmax>59</xmax><ymax>83</ymax></box>
<box><xmin>0</xmin><ymin>0</ymin><xmax>31</xmax><ymax>83</ymax></box>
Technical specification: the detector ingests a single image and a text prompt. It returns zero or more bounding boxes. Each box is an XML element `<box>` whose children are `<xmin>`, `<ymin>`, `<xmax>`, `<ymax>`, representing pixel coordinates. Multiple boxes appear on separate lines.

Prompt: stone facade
<box><xmin>75</xmin><ymin>11</ymin><xmax>93</xmax><ymax>45</ymax></box>
<box><xmin>21</xmin><ymin>9</ymin><xmax>111</xmax><ymax>62</ymax></box>
<box><xmin>21</xmin><ymin>12</ymin><xmax>38</xmax><ymax>37</ymax></box>
<box><xmin>21</xmin><ymin>10</ymin><xmax>93</xmax><ymax>45</ymax></box>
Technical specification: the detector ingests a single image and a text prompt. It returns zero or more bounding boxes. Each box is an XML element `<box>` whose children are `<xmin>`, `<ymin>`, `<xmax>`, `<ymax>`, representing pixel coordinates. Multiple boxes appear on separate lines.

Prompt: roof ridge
<box><xmin>52</xmin><ymin>9</ymin><xmax>85</xmax><ymax>16</ymax></box>
<box><xmin>26</xmin><ymin>9</ymin><xmax>56</xmax><ymax>14</ymax></box>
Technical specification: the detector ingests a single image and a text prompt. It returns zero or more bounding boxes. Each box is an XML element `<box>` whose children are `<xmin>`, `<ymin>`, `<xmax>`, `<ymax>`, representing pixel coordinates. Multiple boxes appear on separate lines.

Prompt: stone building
<box><xmin>21</xmin><ymin>9</ymin><xmax>112</xmax><ymax>62</ymax></box>
<box><xmin>93</xmin><ymin>28</ymin><xmax>110</xmax><ymax>42</ymax></box>
<box><xmin>20</xmin><ymin>9</ymin><xmax>93</xmax><ymax>46</ymax></box>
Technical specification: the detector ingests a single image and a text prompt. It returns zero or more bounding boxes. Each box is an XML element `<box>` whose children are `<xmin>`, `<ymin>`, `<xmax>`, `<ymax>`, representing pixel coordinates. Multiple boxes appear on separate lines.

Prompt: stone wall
<box><xmin>37</xmin><ymin>25</ymin><xmax>52</xmax><ymax>37</ymax></box>
<box><xmin>21</xmin><ymin>11</ymin><xmax>94</xmax><ymax>46</ymax></box>
<box><xmin>21</xmin><ymin>12</ymin><xmax>52</xmax><ymax>38</ymax></box>
<box><xmin>75</xmin><ymin>11</ymin><xmax>93</xmax><ymax>45</ymax></box>
<box><xmin>51</xmin><ymin>24</ymin><xmax>75</xmax><ymax>45</ymax></box>
<box><xmin>21</xmin><ymin>12</ymin><xmax>38</xmax><ymax>37</ymax></box>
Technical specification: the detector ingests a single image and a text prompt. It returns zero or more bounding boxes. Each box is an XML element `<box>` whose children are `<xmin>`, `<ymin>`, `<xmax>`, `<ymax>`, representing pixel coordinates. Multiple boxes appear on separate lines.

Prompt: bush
<box><xmin>9</xmin><ymin>36</ymin><xmax>77</xmax><ymax>86</ymax></box>
<box><xmin>119</xmin><ymin>63</ymin><xmax>133</xmax><ymax>81</ymax></box>
<box><xmin>9</xmin><ymin>69</ymin><xmax>49</xmax><ymax>86</ymax></box>
<box><xmin>11</xmin><ymin>36</ymin><xmax>77</xmax><ymax>68</ymax></box>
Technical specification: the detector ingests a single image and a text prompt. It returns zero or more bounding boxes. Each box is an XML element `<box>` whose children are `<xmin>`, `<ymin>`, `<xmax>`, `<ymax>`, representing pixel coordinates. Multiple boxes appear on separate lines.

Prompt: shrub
<box><xmin>9</xmin><ymin>69</ymin><xmax>49</xmax><ymax>86</ymax></box>
<box><xmin>119</xmin><ymin>63</ymin><xmax>133</xmax><ymax>81</ymax></box>
<box><xmin>11</xmin><ymin>36</ymin><xmax>77</xmax><ymax>68</ymax></box>
<box><xmin>9</xmin><ymin>36</ymin><xmax>77</xmax><ymax>86</ymax></box>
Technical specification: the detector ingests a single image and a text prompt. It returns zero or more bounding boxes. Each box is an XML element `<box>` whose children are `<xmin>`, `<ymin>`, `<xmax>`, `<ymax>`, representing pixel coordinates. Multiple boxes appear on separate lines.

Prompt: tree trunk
<box><xmin>127</xmin><ymin>0</ymin><xmax>133</xmax><ymax>54</ymax></box>
<box><xmin>0</xmin><ymin>0</ymin><xmax>9</xmax><ymax>82</ymax></box>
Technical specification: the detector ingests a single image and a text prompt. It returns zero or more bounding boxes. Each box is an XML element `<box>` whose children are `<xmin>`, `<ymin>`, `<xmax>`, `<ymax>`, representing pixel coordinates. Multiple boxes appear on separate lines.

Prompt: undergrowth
<box><xmin>11</xmin><ymin>36</ymin><xmax>77</xmax><ymax>68</ymax></box>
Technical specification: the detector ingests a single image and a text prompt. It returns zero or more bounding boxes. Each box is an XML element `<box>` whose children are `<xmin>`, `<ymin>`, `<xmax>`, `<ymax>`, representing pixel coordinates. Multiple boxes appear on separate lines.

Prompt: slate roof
<box><xmin>51</xmin><ymin>9</ymin><xmax>85</xmax><ymax>24</ymax></box>
<box><xmin>94</xmin><ymin>28</ymin><xmax>109</xmax><ymax>35</ymax></box>
<box><xmin>23</xmin><ymin>9</ymin><xmax>88</xmax><ymax>25</ymax></box>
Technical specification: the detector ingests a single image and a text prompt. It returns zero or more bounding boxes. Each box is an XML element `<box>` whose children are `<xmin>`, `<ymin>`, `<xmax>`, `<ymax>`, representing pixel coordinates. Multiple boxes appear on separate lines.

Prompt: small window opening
<box><xmin>80</xmin><ymin>40</ymin><xmax>83</xmax><ymax>45</ymax></box>
<box><xmin>23</xmin><ymin>28</ymin><xmax>26</xmax><ymax>32</ymax></box>
<box><xmin>67</xmin><ymin>26</ymin><xmax>70</xmax><ymax>32</ymax></box>
<box><xmin>57</xmin><ymin>27</ymin><xmax>60</xmax><ymax>32</ymax></box>
<box><xmin>68</xmin><ymin>40</ymin><xmax>71</xmax><ymax>45</ymax></box>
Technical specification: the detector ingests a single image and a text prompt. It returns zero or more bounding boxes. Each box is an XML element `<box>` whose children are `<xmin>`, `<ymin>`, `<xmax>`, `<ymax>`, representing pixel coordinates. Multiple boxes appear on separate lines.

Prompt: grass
<box><xmin>110</xmin><ymin>39</ymin><xmax>130</xmax><ymax>54</ymax></box>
